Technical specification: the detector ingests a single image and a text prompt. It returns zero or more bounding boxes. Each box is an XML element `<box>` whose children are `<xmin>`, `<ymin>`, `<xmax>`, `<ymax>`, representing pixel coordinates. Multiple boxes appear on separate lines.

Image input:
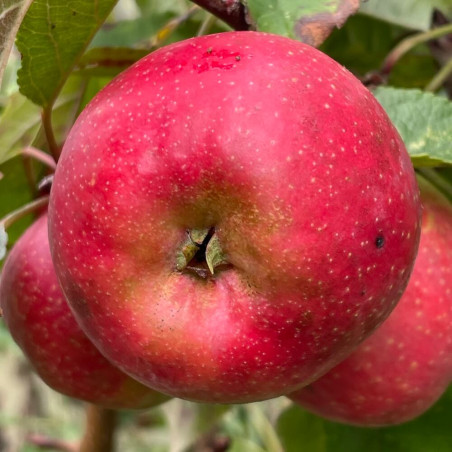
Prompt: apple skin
<box><xmin>48</xmin><ymin>31</ymin><xmax>421</xmax><ymax>403</ymax></box>
<box><xmin>289</xmin><ymin>178</ymin><xmax>452</xmax><ymax>426</ymax></box>
<box><xmin>0</xmin><ymin>214</ymin><xmax>168</xmax><ymax>410</ymax></box>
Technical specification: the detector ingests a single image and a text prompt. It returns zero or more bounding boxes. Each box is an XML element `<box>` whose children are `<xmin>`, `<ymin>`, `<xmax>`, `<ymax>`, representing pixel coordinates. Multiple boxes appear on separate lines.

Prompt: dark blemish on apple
<box><xmin>196</xmin><ymin>48</ymin><xmax>242</xmax><ymax>73</ymax></box>
<box><xmin>51</xmin><ymin>24</ymin><xmax>56</xmax><ymax>29</ymax></box>
<box><xmin>375</xmin><ymin>235</ymin><xmax>385</xmax><ymax>249</ymax></box>
<box><xmin>361</xmin><ymin>290</ymin><xmax>366</xmax><ymax>296</ymax></box>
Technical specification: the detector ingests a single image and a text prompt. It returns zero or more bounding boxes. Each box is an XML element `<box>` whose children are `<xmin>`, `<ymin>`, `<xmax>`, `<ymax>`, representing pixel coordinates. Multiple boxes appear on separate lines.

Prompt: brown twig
<box><xmin>190</xmin><ymin>0</ymin><xmax>250</xmax><ymax>30</ymax></box>
<box><xmin>42</xmin><ymin>107</ymin><xmax>61</xmax><ymax>162</ymax></box>
<box><xmin>0</xmin><ymin>196</ymin><xmax>49</xmax><ymax>230</ymax></box>
<box><xmin>425</xmin><ymin>56</ymin><xmax>452</xmax><ymax>92</ymax></box>
<box><xmin>78</xmin><ymin>405</ymin><xmax>118</xmax><ymax>452</ymax></box>
<box><xmin>27</xmin><ymin>433</ymin><xmax>78</xmax><ymax>452</ymax></box>
<box><xmin>150</xmin><ymin>6</ymin><xmax>200</xmax><ymax>47</ymax></box>
<box><xmin>197</xmin><ymin>11</ymin><xmax>218</xmax><ymax>36</ymax></box>
<box><xmin>22</xmin><ymin>146</ymin><xmax>57</xmax><ymax>170</ymax></box>
<box><xmin>381</xmin><ymin>23</ymin><xmax>452</xmax><ymax>77</ymax></box>
<box><xmin>22</xmin><ymin>153</ymin><xmax>38</xmax><ymax>198</ymax></box>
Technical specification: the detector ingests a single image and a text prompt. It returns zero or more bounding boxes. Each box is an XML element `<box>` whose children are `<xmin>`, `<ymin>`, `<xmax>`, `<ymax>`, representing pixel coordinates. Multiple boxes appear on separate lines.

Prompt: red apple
<box><xmin>289</xmin><ymin>177</ymin><xmax>452</xmax><ymax>426</ymax></box>
<box><xmin>0</xmin><ymin>214</ymin><xmax>168</xmax><ymax>410</ymax></box>
<box><xmin>48</xmin><ymin>31</ymin><xmax>421</xmax><ymax>403</ymax></box>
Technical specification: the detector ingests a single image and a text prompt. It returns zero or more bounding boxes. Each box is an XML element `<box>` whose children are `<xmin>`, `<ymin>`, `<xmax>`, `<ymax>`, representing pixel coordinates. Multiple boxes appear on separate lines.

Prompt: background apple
<box><xmin>0</xmin><ymin>214</ymin><xmax>168</xmax><ymax>410</ymax></box>
<box><xmin>289</xmin><ymin>177</ymin><xmax>452</xmax><ymax>426</ymax></box>
<box><xmin>48</xmin><ymin>31</ymin><xmax>421</xmax><ymax>403</ymax></box>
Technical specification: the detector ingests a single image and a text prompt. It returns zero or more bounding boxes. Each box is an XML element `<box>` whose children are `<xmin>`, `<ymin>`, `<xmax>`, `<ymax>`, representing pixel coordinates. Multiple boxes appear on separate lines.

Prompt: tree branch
<box><xmin>191</xmin><ymin>0</ymin><xmax>250</xmax><ymax>30</ymax></box>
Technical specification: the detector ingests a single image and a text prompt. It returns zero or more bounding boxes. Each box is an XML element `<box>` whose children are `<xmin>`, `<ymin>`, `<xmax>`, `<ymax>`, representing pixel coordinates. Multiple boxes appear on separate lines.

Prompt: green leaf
<box><xmin>0</xmin><ymin>50</ymin><xmax>20</xmax><ymax>102</ymax></box>
<box><xmin>16</xmin><ymin>0</ymin><xmax>118</xmax><ymax>107</ymax></box>
<box><xmin>360</xmin><ymin>0</ymin><xmax>451</xmax><ymax>31</ymax></box>
<box><xmin>0</xmin><ymin>323</ymin><xmax>16</xmax><ymax>351</ymax></box>
<box><xmin>0</xmin><ymin>76</ymin><xmax>83</xmax><ymax>165</ymax></box>
<box><xmin>0</xmin><ymin>91</ymin><xmax>41</xmax><ymax>164</ymax></box>
<box><xmin>135</xmin><ymin>0</ymin><xmax>189</xmax><ymax>17</ymax></box>
<box><xmin>276</xmin><ymin>406</ymin><xmax>327</xmax><ymax>452</ymax></box>
<box><xmin>374</xmin><ymin>87</ymin><xmax>452</xmax><ymax>166</ymax></box>
<box><xmin>277</xmin><ymin>386</ymin><xmax>452</xmax><ymax>452</ymax></box>
<box><xmin>220</xmin><ymin>402</ymin><xmax>288</xmax><ymax>451</ymax></box>
<box><xmin>229</xmin><ymin>438</ymin><xmax>267</xmax><ymax>452</ymax></box>
<box><xmin>0</xmin><ymin>157</ymin><xmax>33</xmax><ymax>249</ymax></box>
<box><xmin>194</xmin><ymin>403</ymin><xmax>231</xmax><ymax>435</ymax></box>
<box><xmin>246</xmin><ymin>0</ymin><xmax>360</xmax><ymax>46</ymax></box>
<box><xmin>389</xmin><ymin>54</ymin><xmax>439</xmax><ymax>90</ymax></box>
<box><xmin>77</xmin><ymin>75</ymin><xmax>113</xmax><ymax>113</ymax></box>
<box><xmin>0</xmin><ymin>0</ymin><xmax>33</xmax><ymax>85</ymax></box>
<box><xmin>89</xmin><ymin>6</ymin><xmax>227</xmax><ymax>52</ymax></box>
<box><xmin>436</xmin><ymin>0</ymin><xmax>452</xmax><ymax>18</ymax></box>
<box><xmin>321</xmin><ymin>14</ymin><xmax>407</xmax><ymax>75</ymax></box>
<box><xmin>89</xmin><ymin>10</ymin><xmax>174</xmax><ymax>48</ymax></box>
<box><xmin>246</xmin><ymin>404</ymin><xmax>284</xmax><ymax>452</ymax></box>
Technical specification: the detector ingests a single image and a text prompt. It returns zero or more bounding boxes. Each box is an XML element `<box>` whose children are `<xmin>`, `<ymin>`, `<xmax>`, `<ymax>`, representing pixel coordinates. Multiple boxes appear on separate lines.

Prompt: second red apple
<box><xmin>0</xmin><ymin>215</ymin><xmax>168</xmax><ymax>409</ymax></box>
<box><xmin>289</xmin><ymin>178</ymin><xmax>452</xmax><ymax>425</ymax></box>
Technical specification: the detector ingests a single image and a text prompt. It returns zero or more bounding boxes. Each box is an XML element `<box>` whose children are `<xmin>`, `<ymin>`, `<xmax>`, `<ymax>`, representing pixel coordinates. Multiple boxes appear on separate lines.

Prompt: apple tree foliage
<box><xmin>0</xmin><ymin>0</ymin><xmax>451</xmax><ymax>450</ymax></box>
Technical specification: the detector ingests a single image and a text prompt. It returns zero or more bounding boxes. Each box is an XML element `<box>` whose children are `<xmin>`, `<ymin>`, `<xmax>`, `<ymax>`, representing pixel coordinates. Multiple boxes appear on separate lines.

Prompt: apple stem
<box><xmin>22</xmin><ymin>146</ymin><xmax>57</xmax><ymax>170</ymax></box>
<box><xmin>425</xmin><ymin>56</ymin><xmax>452</xmax><ymax>92</ymax></box>
<box><xmin>42</xmin><ymin>107</ymin><xmax>61</xmax><ymax>162</ymax></box>
<box><xmin>150</xmin><ymin>6</ymin><xmax>200</xmax><ymax>47</ymax></box>
<box><xmin>197</xmin><ymin>11</ymin><xmax>218</xmax><ymax>36</ymax></box>
<box><xmin>0</xmin><ymin>196</ymin><xmax>49</xmax><ymax>230</ymax></box>
<box><xmin>22</xmin><ymin>152</ymin><xmax>39</xmax><ymax>198</ymax></box>
<box><xmin>79</xmin><ymin>404</ymin><xmax>117</xmax><ymax>452</ymax></box>
<box><xmin>381</xmin><ymin>23</ymin><xmax>452</xmax><ymax>76</ymax></box>
<box><xmin>0</xmin><ymin>197</ymin><xmax>50</xmax><ymax>261</ymax></box>
<box><xmin>21</xmin><ymin>148</ymin><xmax>56</xmax><ymax>198</ymax></box>
<box><xmin>190</xmin><ymin>0</ymin><xmax>250</xmax><ymax>31</ymax></box>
